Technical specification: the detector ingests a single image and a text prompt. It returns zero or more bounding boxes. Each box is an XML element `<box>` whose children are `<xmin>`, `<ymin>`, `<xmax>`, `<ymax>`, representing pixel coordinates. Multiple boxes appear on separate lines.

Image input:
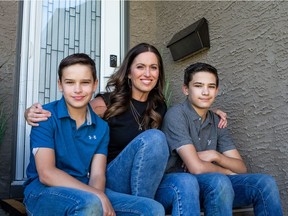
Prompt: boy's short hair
<box><xmin>58</xmin><ymin>53</ymin><xmax>97</xmax><ymax>81</ymax></box>
<box><xmin>184</xmin><ymin>62</ymin><xmax>219</xmax><ymax>87</ymax></box>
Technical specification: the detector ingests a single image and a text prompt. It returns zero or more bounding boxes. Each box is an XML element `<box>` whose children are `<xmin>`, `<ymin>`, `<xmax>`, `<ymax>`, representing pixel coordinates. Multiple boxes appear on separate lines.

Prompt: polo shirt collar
<box><xmin>56</xmin><ymin>96</ymin><xmax>96</xmax><ymax>126</ymax></box>
<box><xmin>184</xmin><ymin>98</ymin><xmax>213</xmax><ymax>126</ymax></box>
<box><xmin>86</xmin><ymin>105</ymin><xmax>94</xmax><ymax>125</ymax></box>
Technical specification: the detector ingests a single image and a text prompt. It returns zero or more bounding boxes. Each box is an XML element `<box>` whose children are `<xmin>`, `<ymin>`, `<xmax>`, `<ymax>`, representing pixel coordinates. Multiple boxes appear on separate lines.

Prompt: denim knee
<box><xmin>156</xmin><ymin>173</ymin><xmax>200</xmax><ymax>216</ymax></box>
<box><xmin>161</xmin><ymin>173</ymin><xmax>200</xmax><ymax>196</ymax></box>
<box><xmin>254</xmin><ymin>174</ymin><xmax>283</xmax><ymax>215</ymax></box>
<box><xmin>212</xmin><ymin>173</ymin><xmax>234</xmax><ymax>195</ymax></box>
<box><xmin>141</xmin><ymin>129</ymin><xmax>169</xmax><ymax>159</ymax></box>
<box><xmin>255</xmin><ymin>174</ymin><xmax>277</xmax><ymax>189</ymax></box>
<box><xmin>77</xmin><ymin>195</ymin><xmax>103</xmax><ymax>215</ymax></box>
<box><xmin>253</xmin><ymin>174</ymin><xmax>281</xmax><ymax>201</ymax></box>
<box><xmin>200</xmin><ymin>173</ymin><xmax>234</xmax><ymax>201</ymax></box>
<box><xmin>141</xmin><ymin>200</ymin><xmax>165</xmax><ymax>216</ymax></box>
<box><xmin>24</xmin><ymin>186</ymin><xmax>103</xmax><ymax>216</ymax></box>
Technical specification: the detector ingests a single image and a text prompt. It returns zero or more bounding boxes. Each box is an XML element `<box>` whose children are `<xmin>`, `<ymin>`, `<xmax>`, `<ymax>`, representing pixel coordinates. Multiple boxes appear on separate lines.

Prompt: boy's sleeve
<box><xmin>95</xmin><ymin>122</ymin><xmax>109</xmax><ymax>156</ymax></box>
<box><xmin>161</xmin><ymin>106</ymin><xmax>193</xmax><ymax>152</ymax></box>
<box><xmin>30</xmin><ymin>118</ymin><xmax>55</xmax><ymax>149</ymax></box>
<box><xmin>217</xmin><ymin>126</ymin><xmax>236</xmax><ymax>153</ymax></box>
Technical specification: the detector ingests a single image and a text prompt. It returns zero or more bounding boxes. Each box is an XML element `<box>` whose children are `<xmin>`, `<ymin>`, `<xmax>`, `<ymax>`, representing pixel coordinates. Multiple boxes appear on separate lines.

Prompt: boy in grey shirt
<box><xmin>157</xmin><ymin>62</ymin><xmax>282</xmax><ymax>216</ymax></box>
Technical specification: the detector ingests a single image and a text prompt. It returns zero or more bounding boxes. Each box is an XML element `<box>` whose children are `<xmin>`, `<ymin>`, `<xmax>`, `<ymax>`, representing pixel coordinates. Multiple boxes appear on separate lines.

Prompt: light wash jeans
<box><xmin>106</xmin><ymin>188</ymin><xmax>165</xmax><ymax>216</ymax></box>
<box><xmin>156</xmin><ymin>172</ymin><xmax>283</xmax><ymax>216</ymax></box>
<box><xmin>106</xmin><ymin>129</ymin><xmax>169</xmax><ymax>215</ymax></box>
<box><xmin>24</xmin><ymin>185</ymin><xmax>166</xmax><ymax>216</ymax></box>
<box><xmin>24</xmin><ymin>185</ymin><xmax>103</xmax><ymax>216</ymax></box>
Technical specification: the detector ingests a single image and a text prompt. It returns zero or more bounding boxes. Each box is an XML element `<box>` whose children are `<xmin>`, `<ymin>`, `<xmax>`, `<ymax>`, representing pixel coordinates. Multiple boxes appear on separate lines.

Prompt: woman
<box><xmin>25</xmin><ymin>43</ymin><xmax>227</xmax><ymax>215</ymax></box>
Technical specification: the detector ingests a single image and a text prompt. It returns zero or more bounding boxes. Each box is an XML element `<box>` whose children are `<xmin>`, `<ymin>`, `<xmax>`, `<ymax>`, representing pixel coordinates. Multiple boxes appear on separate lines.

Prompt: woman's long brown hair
<box><xmin>103</xmin><ymin>43</ymin><xmax>166</xmax><ymax>129</ymax></box>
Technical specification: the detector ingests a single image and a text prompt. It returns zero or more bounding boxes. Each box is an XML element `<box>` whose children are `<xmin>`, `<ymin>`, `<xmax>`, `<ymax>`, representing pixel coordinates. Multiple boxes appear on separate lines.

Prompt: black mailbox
<box><xmin>167</xmin><ymin>17</ymin><xmax>210</xmax><ymax>61</ymax></box>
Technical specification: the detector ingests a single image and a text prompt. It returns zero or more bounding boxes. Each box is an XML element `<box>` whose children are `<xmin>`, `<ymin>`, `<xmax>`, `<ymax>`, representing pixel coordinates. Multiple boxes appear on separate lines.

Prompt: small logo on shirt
<box><xmin>207</xmin><ymin>140</ymin><xmax>211</xmax><ymax>145</ymax></box>
<box><xmin>89</xmin><ymin>135</ymin><xmax>97</xmax><ymax>140</ymax></box>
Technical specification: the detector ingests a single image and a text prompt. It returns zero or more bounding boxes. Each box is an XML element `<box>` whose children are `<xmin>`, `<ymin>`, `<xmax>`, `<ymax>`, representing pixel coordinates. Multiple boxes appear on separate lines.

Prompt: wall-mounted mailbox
<box><xmin>167</xmin><ymin>17</ymin><xmax>210</xmax><ymax>61</ymax></box>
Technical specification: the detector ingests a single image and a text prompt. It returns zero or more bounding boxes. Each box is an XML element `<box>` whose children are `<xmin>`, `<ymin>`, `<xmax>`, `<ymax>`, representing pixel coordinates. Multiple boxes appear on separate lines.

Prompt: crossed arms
<box><xmin>178</xmin><ymin>145</ymin><xmax>247</xmax><ymax>175</ymax></box>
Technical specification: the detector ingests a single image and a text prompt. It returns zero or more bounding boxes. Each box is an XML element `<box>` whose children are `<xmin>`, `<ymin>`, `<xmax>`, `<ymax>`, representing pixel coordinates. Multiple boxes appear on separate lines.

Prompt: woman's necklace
<box><xmin>130</xmin><ymin>100</ymin><xmax>145</xmax><ymax>131</ymax></box>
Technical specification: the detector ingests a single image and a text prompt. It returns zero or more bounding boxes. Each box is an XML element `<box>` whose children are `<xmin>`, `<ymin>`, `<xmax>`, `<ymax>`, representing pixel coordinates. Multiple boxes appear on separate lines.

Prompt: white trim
<box><xmin>15</xmin><ymin>0</ymin><xmax>42</xmax><ymax>180</ymax></box>
<box><xmin>15</xmin><ymin>0</ymin><xmax>30</xmax><ymax>180</ymax></box>
<box><xmin>100</xmin><ymin>0</ymin><xmax>121</xmax><ymax>92</ymax></box>
<box><xmin>119</xmin><ymin>0</ymin><xmax>127</xmax><ymax>63</ymax></box>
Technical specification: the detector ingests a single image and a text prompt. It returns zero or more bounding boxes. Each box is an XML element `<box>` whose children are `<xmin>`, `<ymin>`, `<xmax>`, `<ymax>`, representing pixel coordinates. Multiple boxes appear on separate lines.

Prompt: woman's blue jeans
<box><xmin>106</xmin><ymin>188</ymin><xmax>165</xmax><ymax>216</ymax></box>
<box><xmin>155</xmin><ymin>172</ymin><xmax>283</xmax><ymax>216</ymax></box>
<box><xmin>106</xmin><ymin>129</ymin><xmax>169</xmax><ymax>215</ymax></box>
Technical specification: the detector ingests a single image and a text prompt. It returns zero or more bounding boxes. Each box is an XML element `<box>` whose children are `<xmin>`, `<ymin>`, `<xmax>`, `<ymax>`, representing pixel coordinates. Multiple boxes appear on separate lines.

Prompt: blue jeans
<box><xmin>24</xmin><ymin>184</ymin><xmax>103</xmax><ymax>216</ymax></box>
<box><xmin>24</xmin><ymin>184</ymin><xmax>165</xmax><ymax>216</ymax></box>
<box><xmin>106</xmin><ymin>129</ymin><xmax>169</xmax><ymax>214</ymax></box>
<box><xmin>155</xmin><ymin>173</ymin><xmax>201</xmax><ymax>216</ymax></box>
<box><xmin>156</xmin><ymin>172</ymin><xmax>283</xmax><ymax>216</ymax></box>
<box><xmin>106</xmin><ymin>188</ymin><xmax>165</xmax><ymax>216</ymax></box>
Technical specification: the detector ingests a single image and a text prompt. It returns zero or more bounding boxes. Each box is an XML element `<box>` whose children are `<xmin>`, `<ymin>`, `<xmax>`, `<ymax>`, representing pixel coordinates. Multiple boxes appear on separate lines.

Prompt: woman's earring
<box><xmin>128</xmin><ymin>78</ymin><xmax>132</xmax><ymax>88</ymax></box>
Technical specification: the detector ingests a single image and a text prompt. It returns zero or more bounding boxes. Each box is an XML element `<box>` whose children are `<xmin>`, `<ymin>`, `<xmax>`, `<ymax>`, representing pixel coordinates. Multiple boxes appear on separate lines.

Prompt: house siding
<box><xmin>130</xmin><ymin>1</ymin><xmax>288</xmax><ymax>214</ymax></box>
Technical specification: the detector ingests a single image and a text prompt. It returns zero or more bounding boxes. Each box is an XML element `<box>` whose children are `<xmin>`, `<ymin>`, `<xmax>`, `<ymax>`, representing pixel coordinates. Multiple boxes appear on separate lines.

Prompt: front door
<box><xmin>13</xmin><ymin>0</ymin><xmax>127</xmax><ymax>184</ymax></box>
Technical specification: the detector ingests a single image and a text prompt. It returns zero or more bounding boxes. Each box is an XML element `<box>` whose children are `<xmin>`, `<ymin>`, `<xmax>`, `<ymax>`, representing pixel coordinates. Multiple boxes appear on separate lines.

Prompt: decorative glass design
<box><xmin>39</xmin><ymin>0</ymin><xmax>101</xmax><ymax>104</ymax></box>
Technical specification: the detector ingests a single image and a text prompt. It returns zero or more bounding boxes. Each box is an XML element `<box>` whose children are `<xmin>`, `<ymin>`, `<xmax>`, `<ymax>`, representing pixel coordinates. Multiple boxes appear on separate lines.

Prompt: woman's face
<box><xmin>128</xmin><ymin>51</ymin><xmax>160</xmax><ymax>101</ymax></box>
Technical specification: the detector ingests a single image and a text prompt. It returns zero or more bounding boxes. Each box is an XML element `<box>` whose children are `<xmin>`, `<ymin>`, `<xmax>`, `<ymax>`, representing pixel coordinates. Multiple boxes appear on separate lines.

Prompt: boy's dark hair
<box><xmin>58</xmin><ymin>53</ymin><xmax>97</xmax><ymax>81</ymax></box>
<box><xmin>184</xmin><ymin>62</ymin><xmax>219</xmax><ymax>87</ymax></box>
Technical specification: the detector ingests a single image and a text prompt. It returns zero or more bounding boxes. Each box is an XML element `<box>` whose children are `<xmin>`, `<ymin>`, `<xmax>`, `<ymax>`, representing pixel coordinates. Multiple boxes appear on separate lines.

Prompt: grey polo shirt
<box><xmin>162</xmin><ymin>98</ymin><xmax>236</xmax><ymax>173</ymax></box>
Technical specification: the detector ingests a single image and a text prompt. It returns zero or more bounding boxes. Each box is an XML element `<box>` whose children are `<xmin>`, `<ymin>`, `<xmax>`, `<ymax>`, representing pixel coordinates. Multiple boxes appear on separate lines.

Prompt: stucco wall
<box><xmin>130</xmin><ymin>1</ymin><xmax>288</xmax><ymax>214</ymax></box>
<box><xmin>0</xmin><ymin>1</ymin><xmax>19</xmax><ymax>198</ymax></box>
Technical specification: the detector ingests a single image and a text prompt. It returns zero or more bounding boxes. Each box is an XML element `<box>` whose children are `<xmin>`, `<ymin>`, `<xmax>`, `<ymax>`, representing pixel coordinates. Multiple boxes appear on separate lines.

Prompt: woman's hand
<box><xmin>24</xmin><ymin>103</ymin><xmax>51</xmax><ymax>126</ymax></box>
<box><xmin>213</xmin><ymin>109</ymin><xmax>227</xmax><ymax>128</ymax></box>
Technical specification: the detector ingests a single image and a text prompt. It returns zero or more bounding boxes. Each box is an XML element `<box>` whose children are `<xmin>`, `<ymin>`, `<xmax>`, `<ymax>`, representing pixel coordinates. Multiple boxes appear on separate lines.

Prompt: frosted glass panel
<box><xmin>39</xmin><ymin>0</ymin><xmax>101</xmax><ymax>104</ymax></box>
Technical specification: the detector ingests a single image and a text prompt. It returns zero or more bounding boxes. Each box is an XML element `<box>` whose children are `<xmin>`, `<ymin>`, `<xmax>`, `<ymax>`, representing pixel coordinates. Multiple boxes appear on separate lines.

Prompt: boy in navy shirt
<box><xmin>24</xmin><ymin>53</ymin><xmax>114</xmax><ymax>215</ymax></box>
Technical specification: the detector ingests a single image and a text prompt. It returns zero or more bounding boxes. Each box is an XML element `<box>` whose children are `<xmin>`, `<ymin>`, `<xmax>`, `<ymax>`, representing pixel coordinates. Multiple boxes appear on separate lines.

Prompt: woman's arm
<box><xmin>89</xmin><ymin>96</ymin><xmax>107</xmax><ymax>118</ymax></box>
<box><xmin>25</xmin><ymin>96</ymin><xmax>107</xmax><ymax>126</ymax></box>
<box><xmin>212</xmin><ymin>109</ymin><xmax>227</xmax><ymax>128</ymax></box>
<box><xmin>24</xmin><ymin>103</ymin><xmax>51</xmax><ymax>126</ymax></box>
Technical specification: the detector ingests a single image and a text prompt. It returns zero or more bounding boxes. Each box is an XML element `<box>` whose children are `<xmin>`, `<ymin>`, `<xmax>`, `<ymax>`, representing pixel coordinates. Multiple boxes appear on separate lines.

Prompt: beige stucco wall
<box><xmin>0</xmin><ymin>1</ymin><xmax>19</xmax><ymax>198</ymax></box>
<box><xmin>130</xmin><ymin>1</ymin><xmax>288</xmax><ymax>214</ymax></box>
